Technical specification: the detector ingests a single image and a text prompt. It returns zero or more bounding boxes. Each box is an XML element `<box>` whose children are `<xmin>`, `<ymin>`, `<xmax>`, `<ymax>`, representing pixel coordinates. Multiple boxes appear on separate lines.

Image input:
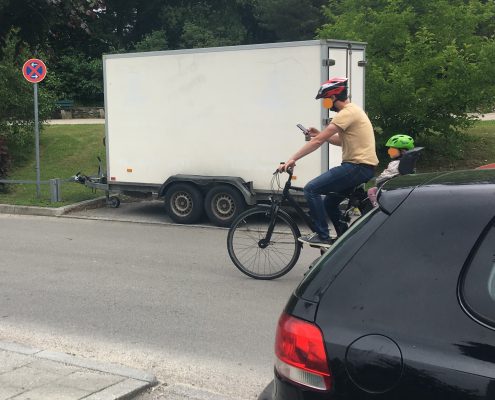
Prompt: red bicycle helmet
<box><xmin>315</xmin><ymin>77</ymin><xmax>348</xmax><ymax>99</ymax></box>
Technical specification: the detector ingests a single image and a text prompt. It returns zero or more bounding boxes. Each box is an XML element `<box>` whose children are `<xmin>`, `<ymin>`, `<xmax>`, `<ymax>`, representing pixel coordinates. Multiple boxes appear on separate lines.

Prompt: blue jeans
<box><xmin>303</xmin><ymin>162</ymin><xmax>375</xmax><ymax>239</ymax></box>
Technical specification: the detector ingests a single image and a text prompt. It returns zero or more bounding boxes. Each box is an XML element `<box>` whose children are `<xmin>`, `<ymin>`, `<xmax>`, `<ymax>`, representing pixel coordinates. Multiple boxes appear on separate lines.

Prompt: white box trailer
<box><xmin>102</xmin><ymin>39</ymin><xmax>366</xmax><ymax>226</ymax></box>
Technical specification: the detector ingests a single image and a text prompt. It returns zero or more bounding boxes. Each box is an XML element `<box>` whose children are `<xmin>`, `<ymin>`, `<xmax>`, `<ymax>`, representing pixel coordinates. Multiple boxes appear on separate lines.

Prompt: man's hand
<box><xmin>277</xmin><ymin>159</ymin><xmax>296</xmax><ymax>172</ymax></box>
<box><xmin>308</xmin><ymin>127</ymin><xmax>320</xmax><ymax>138</ymax></box>
<box><xmin>308</xmin><ymin>124</ymin><xmax>342</xmax><ymax>146</ymax></box>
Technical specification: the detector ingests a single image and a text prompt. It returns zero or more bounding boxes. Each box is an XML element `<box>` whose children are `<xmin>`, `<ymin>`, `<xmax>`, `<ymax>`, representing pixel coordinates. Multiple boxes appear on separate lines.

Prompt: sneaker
<box><xmin>298</xmin><ymin>232</ymin><xmax>333</xmax><ymax>248</ymax></box>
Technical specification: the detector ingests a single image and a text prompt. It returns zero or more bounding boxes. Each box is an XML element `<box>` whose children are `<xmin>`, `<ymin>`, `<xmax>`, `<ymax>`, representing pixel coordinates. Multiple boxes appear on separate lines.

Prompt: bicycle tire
<box><xmin>227</xmin><ymin>206</ymin><xmax>302</xmax><ymax>280</ymax></box>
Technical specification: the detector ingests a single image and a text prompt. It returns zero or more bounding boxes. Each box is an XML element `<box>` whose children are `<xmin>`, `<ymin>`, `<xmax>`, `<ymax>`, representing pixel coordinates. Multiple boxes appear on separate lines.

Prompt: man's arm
<box><xmin>309</xmin><ymin>123</ymin><xmax>342</xmax><ymax>147</ymax></box>
<box><xmin>328</xmin><ymin>133</ymin><xmax>342</xmax><ymax>146</ymax></box>
<box><xmin>279</xmin><ymin>123</ymin><xmax>342</xmax><ymax>170</ymax></box>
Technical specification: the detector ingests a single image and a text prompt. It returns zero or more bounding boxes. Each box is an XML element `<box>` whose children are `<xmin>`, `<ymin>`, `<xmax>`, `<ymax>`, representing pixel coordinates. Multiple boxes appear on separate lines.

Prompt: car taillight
<box><xmin>274</xmin><ymin>312</ymin><xmax>331</xmax><ymax>391</ymax></box>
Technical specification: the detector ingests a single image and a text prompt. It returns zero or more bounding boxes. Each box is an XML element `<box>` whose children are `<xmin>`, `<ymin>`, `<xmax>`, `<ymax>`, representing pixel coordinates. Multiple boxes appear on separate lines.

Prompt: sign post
<box><xmin>22</xmin><ymin>58</ymin><xmax>47</xmax><ymax>199</ymax></box>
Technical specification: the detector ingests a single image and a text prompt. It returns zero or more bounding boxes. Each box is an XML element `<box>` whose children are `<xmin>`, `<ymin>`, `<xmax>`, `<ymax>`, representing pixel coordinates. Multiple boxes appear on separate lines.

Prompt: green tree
<box><xmin>1</xmin><ymin>0</ymin><xmax>334</xmax><ymax>108</ymax></box>
<box><xmin>319</xmin><ymin>0</ymin><xmax>495</xmax><ymax>157</ymax></box>
<box><xmin>86</xmin><ymin>0</ymin><xmax>161</xmax><ymax>51</ymax></box>
<box><xmin>133</xmin><ymin>30</ymin><xmax>168</xmax><ymax>52</ymax></box>
<box><xmin>159</xmin><ymin>1</ymin><xmax>254</xmax><ymax>49</ymax></box>
<box><xmin>0</xmin><ymin>30</ymin><xmax>55</xmax><ymax>169</ymax></box>
<box><xmin>254</xmin><ymin>0</ymin><xmax>327</xmax><ymax>41</ymax></box>
<box><xmin>121</xmin><ymin>0</ymin><xmax>266</xmax><ymax>51</ymax></box>
<box><xmin>44</xmin><ymin>52</ymin><xmax>103</xmax><ymax>105</ymax></box>
<box><xmin>0</xmin><ymin>0</ymin><xmax>105</xmax><ymax>53</ymax></box>
<box><xmin>0</xmin><ymin>0</ymin><xmax>108</xmax><ymax>108</ymax></box>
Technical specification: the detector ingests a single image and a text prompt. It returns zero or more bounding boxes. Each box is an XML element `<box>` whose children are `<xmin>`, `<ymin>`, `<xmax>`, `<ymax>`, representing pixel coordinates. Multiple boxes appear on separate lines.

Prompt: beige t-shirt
<box><xmin>331</xmin><ymin>103</ymin><xmax>379</xmax><ymax>166</ymax></box>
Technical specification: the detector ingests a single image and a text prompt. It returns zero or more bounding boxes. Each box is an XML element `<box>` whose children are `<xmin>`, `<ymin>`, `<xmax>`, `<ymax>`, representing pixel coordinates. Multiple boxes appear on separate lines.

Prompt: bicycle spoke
<box><xmin>227</xmin><ymin>208</ymin><xmax>301</xmax><ymax>279</ymax></box>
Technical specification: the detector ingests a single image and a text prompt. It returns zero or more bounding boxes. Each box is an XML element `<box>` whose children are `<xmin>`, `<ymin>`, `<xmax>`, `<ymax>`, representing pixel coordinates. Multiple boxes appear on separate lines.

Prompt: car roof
<box><xmin>379</xmin><ymin>169</ymin><xmax>495</xmax><ymax>214</ymax></box>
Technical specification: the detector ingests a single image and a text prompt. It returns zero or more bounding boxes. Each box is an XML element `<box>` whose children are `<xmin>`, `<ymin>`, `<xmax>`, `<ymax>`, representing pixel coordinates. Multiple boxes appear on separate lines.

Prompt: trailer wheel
<box><xmin>204</xmin><ymin>185</ymin><xmax>246</xmax><ymax>227</ymax></box>
<box><xmin>164</xmin><ymin>183</ymin><xmax>204</xmax><ymax>224</ymax></box>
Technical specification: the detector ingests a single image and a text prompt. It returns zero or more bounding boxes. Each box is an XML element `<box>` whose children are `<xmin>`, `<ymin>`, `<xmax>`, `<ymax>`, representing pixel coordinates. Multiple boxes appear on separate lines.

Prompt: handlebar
<box><xmin>274</xmin><ymin>165</ymin><xmax>294</xmax><ymax>176</ymax></box>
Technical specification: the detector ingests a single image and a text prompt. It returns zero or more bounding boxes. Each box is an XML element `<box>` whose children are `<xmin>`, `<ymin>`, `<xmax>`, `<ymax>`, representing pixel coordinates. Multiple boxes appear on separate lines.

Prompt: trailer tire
<box><xmin>204</xmin><ymin>185</ymin><xmax>246</xmax><ymax>227</ymax></box>
<box><xmin>164</xmin><ymin>183</ymin><xmax>204</xmax><ymax>224</ymax></box>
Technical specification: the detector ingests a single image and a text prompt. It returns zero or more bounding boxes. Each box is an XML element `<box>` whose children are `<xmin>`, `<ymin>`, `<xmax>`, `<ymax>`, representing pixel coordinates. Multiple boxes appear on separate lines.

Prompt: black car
<box><xmin>265</xmin><ymin>169</ymin><xmax>495</xmax><ymax>400</ymax></box>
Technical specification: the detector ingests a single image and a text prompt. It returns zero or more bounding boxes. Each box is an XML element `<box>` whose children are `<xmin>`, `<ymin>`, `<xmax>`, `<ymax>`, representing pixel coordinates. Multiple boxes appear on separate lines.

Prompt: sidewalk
<box><xmin>46</xmin><ymin>119</ymin><xmax>105</xmax><ymax>125</ymax></box>
<box><xmin>0</xmin><ymin>341</ymin><xmax>156</xmax><ymax>400</ymax></box>
<box><xmin>470</xmin><ymin>112</ymin><xmax>495</xmax><ymax>121</ymax></box>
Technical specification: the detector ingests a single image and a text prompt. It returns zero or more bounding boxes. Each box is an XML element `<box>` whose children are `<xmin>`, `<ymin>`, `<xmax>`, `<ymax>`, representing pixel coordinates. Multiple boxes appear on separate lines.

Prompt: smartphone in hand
<box><xmin>296</xmin><ymin>123</ymin><xmax>308</xmax><ymax>134</ymax></box>
<box><xmin>296</xmin><ymin>124</ymin><xmax>310</xmax><ymax>141</ymax></box>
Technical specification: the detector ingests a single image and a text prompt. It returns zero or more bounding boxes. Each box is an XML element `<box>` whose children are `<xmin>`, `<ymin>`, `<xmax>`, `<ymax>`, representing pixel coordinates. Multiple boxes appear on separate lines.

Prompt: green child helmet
<box><xmin>385</xmin><ymin>134</ymin><xmax>415</xmax><ymax>150</ymax></box>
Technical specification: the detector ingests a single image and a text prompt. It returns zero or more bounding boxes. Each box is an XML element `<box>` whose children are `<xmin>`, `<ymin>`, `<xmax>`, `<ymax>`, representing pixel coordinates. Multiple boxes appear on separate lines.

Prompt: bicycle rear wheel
<box><xmin>227</xmin><ymin>207</ymin><xmax>301</xmax><ymax>280</ymax></box>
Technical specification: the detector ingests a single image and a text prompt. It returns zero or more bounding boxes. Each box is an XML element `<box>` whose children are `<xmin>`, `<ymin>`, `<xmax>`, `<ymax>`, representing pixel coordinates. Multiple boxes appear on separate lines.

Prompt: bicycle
<box><xmin>226</xmin><ymin>168</ymin><xmax>372</xmax><ymax>280</ymax></box>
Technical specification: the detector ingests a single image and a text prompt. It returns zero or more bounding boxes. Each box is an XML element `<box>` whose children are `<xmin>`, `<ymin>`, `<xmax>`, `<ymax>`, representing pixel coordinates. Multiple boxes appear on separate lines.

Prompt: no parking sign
<box><xmin>22</xmin><ymin>58</ymin><xmax>47</xmax><ymax>83</ymax></box>
<box><xmin>22</xmin><ymin>58</ymin><xmax>47</xmax><ymax>198</ymax></box>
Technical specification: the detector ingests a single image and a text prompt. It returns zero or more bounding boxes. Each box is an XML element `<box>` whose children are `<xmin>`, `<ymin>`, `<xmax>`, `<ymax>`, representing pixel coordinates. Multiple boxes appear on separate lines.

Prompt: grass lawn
<box><xmin>0</xmin><ymin>120</ymin><xmax>494</xmax><ymax>207</ymax></box>
<box><xmin>455</xmin><ymin>120</ymin><xmax>495</xmax><ymax>168</ymax></box>
<box><xmin>418</xmin><ymin>120</ymin><xmax>495</xmax><ymax>172</ymax></box>
<box><xmin>0</xmin><ymin>124</ymin><xmax>106</xmax><ymax>207</ymax></box>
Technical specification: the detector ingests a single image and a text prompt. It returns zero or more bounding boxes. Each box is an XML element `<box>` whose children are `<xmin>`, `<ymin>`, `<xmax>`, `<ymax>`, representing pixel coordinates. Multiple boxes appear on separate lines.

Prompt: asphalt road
<box><xmin>0</xmin><ymin>208</ymin><xmax>321</xmax><ymax>399</ymax></box>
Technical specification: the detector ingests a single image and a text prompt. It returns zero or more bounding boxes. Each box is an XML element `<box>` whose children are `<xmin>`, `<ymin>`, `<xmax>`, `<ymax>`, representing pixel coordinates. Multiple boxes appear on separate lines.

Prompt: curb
<box><xmin>0</xmin><ymin>197</ymin><xmax>107</xmax><ymax>217</ymax></box>
<box><xmin>0</xmin><ymin>340</ymin><xmax>157</xmax><ymax>399</ymax></box>
<box><xmin>36</xmin><ymin>351</ymin><xmax>157</xmax><ymax>383</ymax></box>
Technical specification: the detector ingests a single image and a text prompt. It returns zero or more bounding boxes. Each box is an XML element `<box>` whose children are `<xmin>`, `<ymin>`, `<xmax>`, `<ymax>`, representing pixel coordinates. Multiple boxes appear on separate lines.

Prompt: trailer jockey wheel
<box><xmin>110</xmin><ymin>196</ymin><xmax>120</xmax><ymax>208</ymax></box>
<box><xmin>164</xmin><ymin>183</ymin><xmax>204</xmax><ymax>224</ymax></box>
<box><xmin>204</xmin><ymin>185</ymin><xmax>246</xmax><ymax>227</ymax></box>
<box><xmin>108</xmin><ymin>196</ymin><xmax>120</xmax><ymax>208</ymax></box>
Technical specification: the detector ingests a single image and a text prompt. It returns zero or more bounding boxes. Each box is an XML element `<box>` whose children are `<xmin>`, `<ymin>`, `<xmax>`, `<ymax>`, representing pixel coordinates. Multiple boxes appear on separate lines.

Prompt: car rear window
<box><xmin>460</xmin><ymin>219</ymin><xmax>495</xmax><ymax>329</ymax></box>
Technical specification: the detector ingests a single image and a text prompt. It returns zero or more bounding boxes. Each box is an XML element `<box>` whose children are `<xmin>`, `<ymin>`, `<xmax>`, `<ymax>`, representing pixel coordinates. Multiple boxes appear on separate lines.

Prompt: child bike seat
<box><xmin>398</xmin><ymin>147</ymin><xmax>424</xmax><ymax>176</ymax></box>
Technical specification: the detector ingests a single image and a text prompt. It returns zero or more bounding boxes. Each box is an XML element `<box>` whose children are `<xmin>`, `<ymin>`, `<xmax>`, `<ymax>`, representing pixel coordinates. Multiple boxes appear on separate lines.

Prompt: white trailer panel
<box><xmin>103</xmin><ymin>40</ymin><xmax>366</xmax><ymax>193</ymax></box>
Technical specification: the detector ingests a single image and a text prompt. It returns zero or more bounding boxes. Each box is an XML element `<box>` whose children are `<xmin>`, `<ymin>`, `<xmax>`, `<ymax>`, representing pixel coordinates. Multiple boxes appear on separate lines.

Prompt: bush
<box><xmin>44</xmin><ymin>52</ymin><xmax>103</xmax><ymax>106</ymax></box>
<box><xmin>319</xmin><ymin>0</ymin><xmax>495</xmax><ymax>157</ymax></box>
<box><xmin>0</xmin><ymin>136</ymin><xmax>10</xmax><ymax>179</ymax></box>
<box><xmin>0</xmin><ymin>30</ymin><xmax>56</xmax><ymax>166</ymax></box>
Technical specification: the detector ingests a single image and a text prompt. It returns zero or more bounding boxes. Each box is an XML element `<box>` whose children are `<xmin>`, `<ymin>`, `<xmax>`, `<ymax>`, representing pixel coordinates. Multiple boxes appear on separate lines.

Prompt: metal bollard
<box><xmin>49</xmin><ymin>178</ymin><xmax>62</xmax><ymax>202</ymax></box>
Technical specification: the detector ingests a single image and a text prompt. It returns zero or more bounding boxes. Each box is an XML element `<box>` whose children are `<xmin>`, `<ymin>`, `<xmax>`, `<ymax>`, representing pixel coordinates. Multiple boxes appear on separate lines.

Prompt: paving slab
<box><xmin>0</xmin><ymin>341</ymin><xmax>156</xmax><ymax>400</ymax></box>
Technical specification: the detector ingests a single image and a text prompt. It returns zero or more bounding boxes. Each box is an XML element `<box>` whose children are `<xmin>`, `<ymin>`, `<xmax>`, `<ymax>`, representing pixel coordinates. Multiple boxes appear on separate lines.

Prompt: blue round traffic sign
<box><xmin>22</xmin><ymin>59</ymin><xmax>47</xmax><ymax>83</ymax></box>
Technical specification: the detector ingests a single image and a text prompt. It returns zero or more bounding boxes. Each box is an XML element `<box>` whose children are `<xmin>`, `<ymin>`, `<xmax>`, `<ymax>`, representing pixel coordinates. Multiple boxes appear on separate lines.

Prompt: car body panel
<box><xmin>272</xmin><ymin>170</ymin><xmax>495</xmax><ymax>400</ymax></box>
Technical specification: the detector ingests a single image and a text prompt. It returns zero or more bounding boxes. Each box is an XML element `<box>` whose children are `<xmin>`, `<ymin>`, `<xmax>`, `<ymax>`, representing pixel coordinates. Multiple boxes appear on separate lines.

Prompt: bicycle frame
<box><xmin>281</xmin><ymin>172</ymin><xmax>316</xmax><ymax>232</ymax></box>
<box><xmin>260</xmin><ymin>171</ymin><xmax>316</xmax><ymax>246</ymax></box>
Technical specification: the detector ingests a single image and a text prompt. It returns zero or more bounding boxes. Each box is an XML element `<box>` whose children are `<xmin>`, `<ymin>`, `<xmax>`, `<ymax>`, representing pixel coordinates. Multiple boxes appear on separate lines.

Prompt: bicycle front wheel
<box><xmin>227</xmin><ymin>207</ymin><xmax>301</xmax><ymax>280</ymax></box>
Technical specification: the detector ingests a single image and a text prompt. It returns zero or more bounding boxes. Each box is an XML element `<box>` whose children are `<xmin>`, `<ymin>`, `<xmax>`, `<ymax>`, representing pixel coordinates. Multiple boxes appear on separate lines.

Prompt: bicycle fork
<box><xmin>258</xmin><ymin>201</ymin><xmax>280</xmax><ymax>248</ymax></box>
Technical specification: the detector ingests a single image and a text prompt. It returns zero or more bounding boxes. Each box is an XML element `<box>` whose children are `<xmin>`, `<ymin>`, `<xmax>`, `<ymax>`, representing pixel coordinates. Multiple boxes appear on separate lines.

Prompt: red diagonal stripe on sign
<box><xmin>27</xmin><ymin>65</ymin><xmax>43</xmax><ymax>76</ymax></box>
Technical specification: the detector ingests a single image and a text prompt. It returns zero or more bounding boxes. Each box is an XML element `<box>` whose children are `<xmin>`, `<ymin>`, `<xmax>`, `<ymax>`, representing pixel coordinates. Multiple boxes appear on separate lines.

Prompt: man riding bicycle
<box><xmin>278</xmin><ymin>77</ymin><xmax>378</xmax><ymax>248</ymax></box>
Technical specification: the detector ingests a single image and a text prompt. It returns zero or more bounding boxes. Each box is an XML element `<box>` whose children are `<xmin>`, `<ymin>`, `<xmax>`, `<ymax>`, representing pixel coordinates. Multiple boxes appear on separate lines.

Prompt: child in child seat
<box><xmin>368</xmin><ymin>134</ymin><xmax>415</xmax><ymax>207</ymax></box>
